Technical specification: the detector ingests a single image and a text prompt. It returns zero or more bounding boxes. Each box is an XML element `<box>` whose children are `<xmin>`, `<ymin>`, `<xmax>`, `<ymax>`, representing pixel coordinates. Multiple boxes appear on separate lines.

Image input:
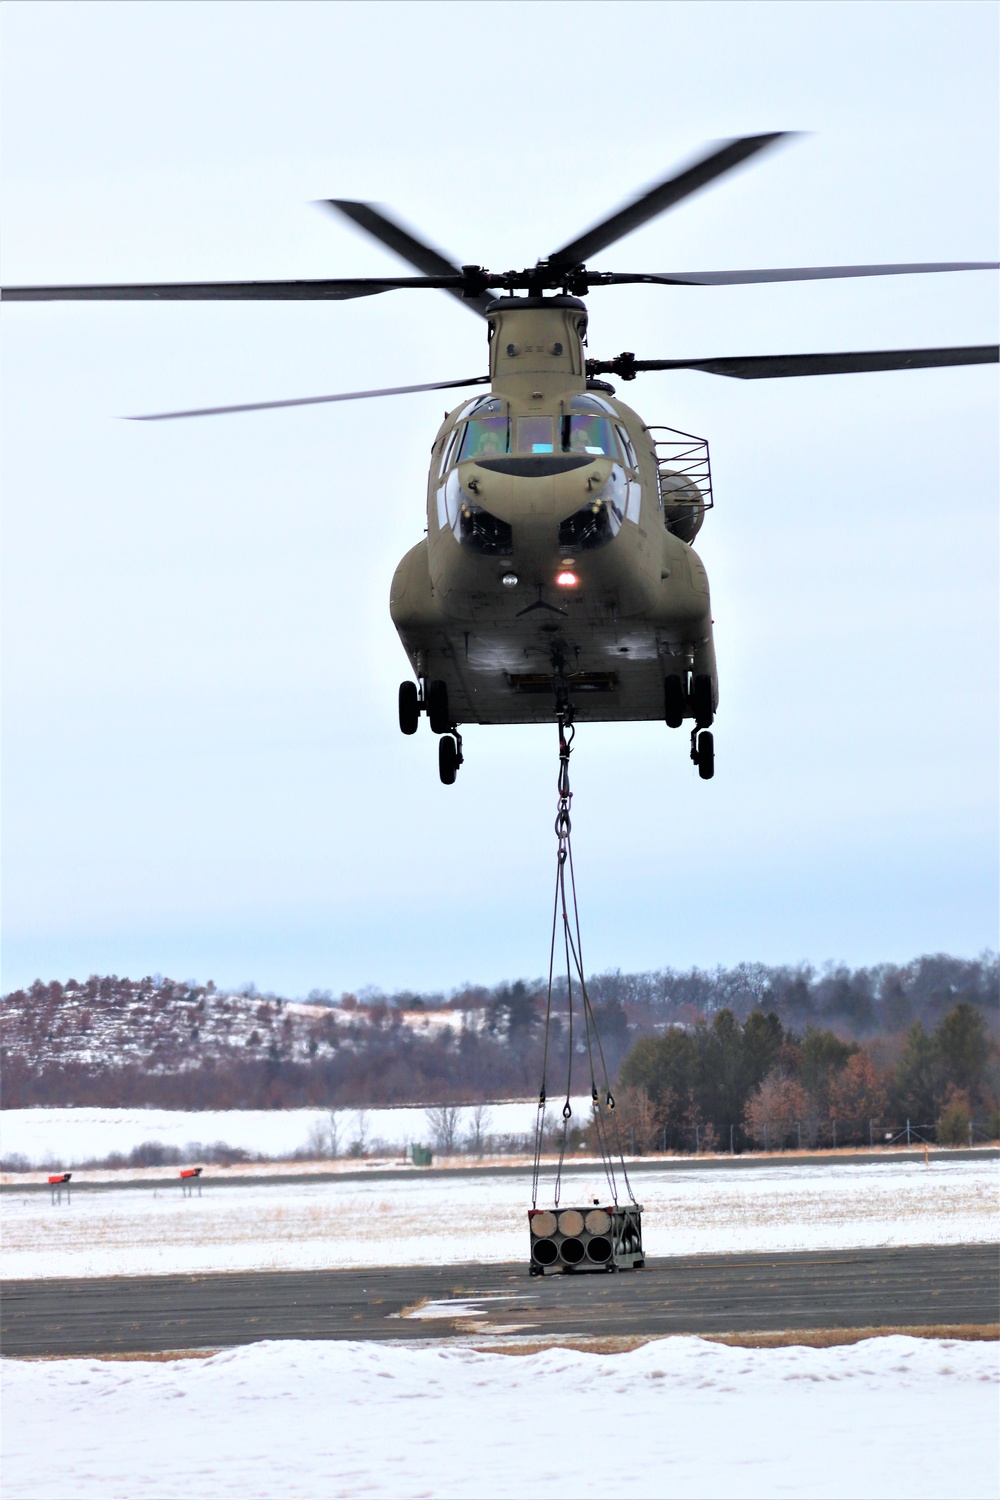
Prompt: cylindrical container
<box><xmin>559</xmin><ymin>1237</ymin><xmax>586</xmax><ymax>1265</ymax></box>
<box><xmin>557</xmin><ymin>1209</ymin><xmax>584</xmax><ymax>1237</ymax></box>
<box><xmin>585</xmin><ymin>1235</ymin><xmax>613</xmax><ymax>1263</ymax></box>
<box><xmin>530</xmin><ymin>1211</ymin><xmax>557</xmax><ymax>1238</ymax></box>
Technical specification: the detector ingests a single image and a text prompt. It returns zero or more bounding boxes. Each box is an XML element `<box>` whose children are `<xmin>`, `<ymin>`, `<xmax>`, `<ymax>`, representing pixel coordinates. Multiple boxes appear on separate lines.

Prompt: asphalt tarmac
<box><xmin>3</xmin><ymin>1244</ymin><xmax>996</xmax><ymax>1357</ymax></box>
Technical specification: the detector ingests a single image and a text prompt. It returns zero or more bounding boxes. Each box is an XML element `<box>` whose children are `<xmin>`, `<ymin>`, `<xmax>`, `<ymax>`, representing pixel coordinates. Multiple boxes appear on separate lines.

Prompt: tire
<box><xmin>691</xmin><ymin>673</ymin><xmax>714</xmax><ymax>728</ymax></box>
<box><xmin>697</xmin><ymin>730</ymin><xmax>714</xmax><ymax>780</ymax></box>
<box><xmin>438</xmin><ymin>734</ymin><xmax>458</xmax><ymax>785</ymax></box>
<box><xmin>427</xmin><ymin>679</ymin><xmax>451</xmax><ymax>735</ymax></box>
<box><xmin>664</xmin><ymin>674</ymin><xmax>686</xmax><ymax>729</ymax></box>
<box><xmin>398</xmin><ymin>680</ymin><xmax>420</xmax><ymax>735</ymax></box>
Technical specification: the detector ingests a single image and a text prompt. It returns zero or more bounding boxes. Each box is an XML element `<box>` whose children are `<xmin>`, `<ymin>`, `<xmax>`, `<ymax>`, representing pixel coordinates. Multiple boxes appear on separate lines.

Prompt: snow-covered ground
<box><xmin>0</xmin><ymin>1103</ymin><xmax>590</xmax><ymax>1166</ymax></box>
<box><xmin>4</xmin><ymin>1157</ymin><xmax>995</xmax><ymax>1280</ymax></box>
<box><xmin>3</xmin><ymin>1336</ymin><xmax>998</xmax><ymax>1500</ymax></box>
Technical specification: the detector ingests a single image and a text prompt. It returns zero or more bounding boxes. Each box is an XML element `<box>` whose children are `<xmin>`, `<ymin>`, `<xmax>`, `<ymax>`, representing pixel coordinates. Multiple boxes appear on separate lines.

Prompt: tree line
<box><xmin>613</xmin><ymin>1000</ymin><xmax>998</xmax><ymax>1152</ymax></box>
<box><xmin>1</xmin><ymin>954</ymin><xmax>995</xmax><ymax>1118</ymax></box>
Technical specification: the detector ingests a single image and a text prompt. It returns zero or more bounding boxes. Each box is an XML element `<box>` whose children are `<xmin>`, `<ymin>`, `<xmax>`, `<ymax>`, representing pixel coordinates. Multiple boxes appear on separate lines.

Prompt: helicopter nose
<box><xmin>461</xmin><ymin>456</ymin><xmax>612</xmax><ymax>526</ymax></box>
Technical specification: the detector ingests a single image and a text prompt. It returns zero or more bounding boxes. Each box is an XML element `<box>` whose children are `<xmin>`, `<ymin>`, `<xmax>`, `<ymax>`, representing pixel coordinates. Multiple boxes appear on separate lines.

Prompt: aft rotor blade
<box><xmin>592</xmin><ymin>346</ymin><xmax>999</xmax><ymax>380</ymax></box>
<box><xmin>324</xmin><ymin>200</ymin><xmax>493</xmax><ymax>318</ymax></box>
<box><xmin>0</xmin><ymin>276</ymin><xmax>462</xmax><ymax>302</ymax></box>
<box><xmin>125</xmin><ymin>375</ymin><xmax>490</xmax><ymax>421</ymax></box>
<box><xmin>548</xmin><ymin>133</ymin><xmax>794</xmax><ymax>269</ymax></box>
<box><xmin>607</xmin><ymin>261</ymin><xmax>1000</xmax><ymax>287</ymax></box>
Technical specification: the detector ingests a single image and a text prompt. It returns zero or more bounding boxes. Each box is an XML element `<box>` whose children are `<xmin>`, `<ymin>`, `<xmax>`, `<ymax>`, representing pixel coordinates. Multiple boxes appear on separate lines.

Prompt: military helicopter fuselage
<box><xmin>391</xmin><ymin>296</ymin><xmax>716</xmax><ymax>739</ymax></box>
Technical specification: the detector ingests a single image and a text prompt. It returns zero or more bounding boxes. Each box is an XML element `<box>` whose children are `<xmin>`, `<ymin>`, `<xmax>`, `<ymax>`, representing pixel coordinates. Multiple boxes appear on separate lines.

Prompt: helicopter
<box><xmin>4</xmin><ymin>133</ymin><xmax>996</xmax><ymax>785</ymax></box>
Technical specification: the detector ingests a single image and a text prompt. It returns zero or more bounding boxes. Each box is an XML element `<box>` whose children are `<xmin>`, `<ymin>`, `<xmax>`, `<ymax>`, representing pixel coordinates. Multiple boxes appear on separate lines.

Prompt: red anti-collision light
<box><xmin>555</xmin><ymin>571</ymin><xmax>578</xmax><ymax>588</ymax></box>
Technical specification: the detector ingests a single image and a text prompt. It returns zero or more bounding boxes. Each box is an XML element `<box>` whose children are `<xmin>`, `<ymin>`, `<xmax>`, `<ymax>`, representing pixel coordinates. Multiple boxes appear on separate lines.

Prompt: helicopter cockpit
<box><xmin>437</xmin><ymin>393</ymin><xmax>641</xmax><ymax>555</ymax></box>
<box><xmin>450</xmin><ymin>393</ymin><xmax>633</xmax><ymax>463</ymax></box>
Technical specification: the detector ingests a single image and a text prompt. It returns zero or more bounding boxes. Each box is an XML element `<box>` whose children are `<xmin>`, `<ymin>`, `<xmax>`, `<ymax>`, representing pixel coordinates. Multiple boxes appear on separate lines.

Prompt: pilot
<box><xmin>567</xmin><ymin>415</ymin><xmax>607</xmax><ymax>455</ymax></box>
<box><xmin>468</xmin><ymin>419</ymin><xmax>507</xmax><ymax>458</ymax></box>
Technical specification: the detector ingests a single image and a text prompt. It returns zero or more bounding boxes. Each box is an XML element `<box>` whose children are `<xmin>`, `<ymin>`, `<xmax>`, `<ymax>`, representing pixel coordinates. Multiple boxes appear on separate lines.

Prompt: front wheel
<box><xmin>664</xmin><ymin>674</ymin><xmax>685</xmax><ymax>729</ymax></box>
<box><xmin>398</xmin><ymin>681</ymin><xmax>419</xmax><ymax>735</ymax></box>
<box><xmin>691</xmin><ymin>674</ymin><xmax>714</xmax><ymax>728</ymax></box>
<box><xmin>427</xmin><ymin>679</ymin><xmax>450</xmax><ymax>735</ymax></box>
<box><xmin>438</xmin><ymin>734</ymin><xmax>459</xmax><ymax>785</ymax></box>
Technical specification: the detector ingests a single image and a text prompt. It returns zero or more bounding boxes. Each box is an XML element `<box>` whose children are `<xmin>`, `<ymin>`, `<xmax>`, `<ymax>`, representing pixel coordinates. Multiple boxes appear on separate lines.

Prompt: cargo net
<box><xmin>531</xmin><ymin>715</ymin><xmax>637</xmax><ymax>1212</ymax></box>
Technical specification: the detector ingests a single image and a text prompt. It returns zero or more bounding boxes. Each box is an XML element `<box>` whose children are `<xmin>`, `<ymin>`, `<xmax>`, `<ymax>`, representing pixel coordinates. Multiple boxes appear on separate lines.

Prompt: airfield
<box><xmin>3</xmin><ymin>1150</ymin><xmax>996</xmax><ymax>1355</ymax></box>
<box><xmin>4</xmin><ymin>1153</ymin><xmax>997</xmax><ymax>1499</ymax></box>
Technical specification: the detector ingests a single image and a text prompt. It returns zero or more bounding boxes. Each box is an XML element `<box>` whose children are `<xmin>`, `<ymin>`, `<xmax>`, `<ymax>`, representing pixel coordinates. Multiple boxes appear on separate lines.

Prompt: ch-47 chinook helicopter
<box><xmin>5</xmin><ymin>134</ymin><xmax>996</xmax><ymax>784</ymax></box>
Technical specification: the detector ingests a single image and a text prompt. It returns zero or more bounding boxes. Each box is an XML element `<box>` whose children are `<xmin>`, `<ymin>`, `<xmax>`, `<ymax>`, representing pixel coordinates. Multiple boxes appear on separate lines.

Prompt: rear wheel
<box><xmin>696</xmin><ymin>730</ymin><xmax>714</xmax><ymax>780</ymax></box>
<box><xmin>664</xmin><ymin>674</ymin><xmax>685</xmax><ymax>729</ymax></box>
<box><xmin>438</xmin><ymin>734</ymin><xmax>459</xmax><ymax>785</ymax></box>
<box><xmin>427</xmin><ymin>679</ymin><xmax>451</xmax><ymax>734</ymax></box>
<box><xmin>691</xmin><ymin>674</ymin><xmax>714</xmax><ymax>728</ymax></box>
<box><xmin>398</xmin><ymin>681</ymin><xmax>419</xmax><ymax>735</ymax></box>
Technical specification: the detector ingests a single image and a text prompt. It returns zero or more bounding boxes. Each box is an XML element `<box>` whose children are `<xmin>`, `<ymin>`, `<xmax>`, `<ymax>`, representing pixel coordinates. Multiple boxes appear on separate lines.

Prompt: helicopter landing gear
<box><xmin>427</xmin><ymin>679</ymin><xmax>451</xmax><ymax>735</ymax></box>
<box><xmin>691</xmin><ymin>727</ymin><xmax>714</xmax><ymax>780</ymax></box>
<box><xmin>438</xmin><ymin>729</ymin><xmax>463</xmax><ymax>785</ymax></box>
<box><xmin>664</xmin><ymin>674</ymin><xmax>686</xmax><ymax>728</ymax></box>
<box><xmin>691</xmin><ymin>673</ymin><xmax>714</xmax><ymax>728</ymax></box>
<box><xmin>398</xmin><ymin>680</ymin><xmax>420</xmax><ymax>735</ymax></box>
<box><xmin>399</xmin><ymin>676</ymin><xmax>464</xmax><ymax>782</ymax></box>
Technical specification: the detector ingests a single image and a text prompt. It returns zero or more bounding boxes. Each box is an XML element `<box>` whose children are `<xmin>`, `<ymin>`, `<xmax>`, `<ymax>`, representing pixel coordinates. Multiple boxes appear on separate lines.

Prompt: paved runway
<box><xmin>3</xmin><ymin>1244</ymin><xmax>996</xmax><ymax>1356</ymax></box>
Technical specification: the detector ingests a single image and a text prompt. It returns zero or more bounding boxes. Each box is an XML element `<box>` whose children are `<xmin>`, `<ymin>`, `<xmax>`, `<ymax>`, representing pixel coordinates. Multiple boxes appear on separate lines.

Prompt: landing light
<box><xmin>501</xmin><ymin>573</ymin><xmax>519</xmax><ymax>588</ymax></box>
<box><xmin>555</xmin><ymin>571</ymin><xmax>578</xmax><ymax>588</ymax></box>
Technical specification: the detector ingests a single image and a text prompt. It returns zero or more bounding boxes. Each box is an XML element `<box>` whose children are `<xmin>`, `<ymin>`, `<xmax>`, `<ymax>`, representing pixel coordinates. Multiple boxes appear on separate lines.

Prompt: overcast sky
<box><xmin>2</xmin><ymin>0</ymin><xmax>997</xmax><ymax>997</ymax></box>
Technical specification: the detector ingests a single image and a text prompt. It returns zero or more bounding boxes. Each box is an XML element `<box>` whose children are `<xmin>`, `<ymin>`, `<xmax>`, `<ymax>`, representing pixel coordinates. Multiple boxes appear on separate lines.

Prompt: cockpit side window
<box><xmin>439</xmin><ymin>426</ymin><xmax>461</xmax><ymax>477</ymax></box>
<box><xmin>615</xmin><ymin>424</ymin><xmax>638</xmax><ymax>470</ymax></box>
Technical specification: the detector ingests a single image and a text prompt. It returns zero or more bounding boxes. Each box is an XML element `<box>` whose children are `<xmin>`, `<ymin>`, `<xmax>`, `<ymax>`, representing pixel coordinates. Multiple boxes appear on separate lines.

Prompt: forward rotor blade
<box><xmin>591</xmin><ymin>346</ymin><xmax>999</xmax><ymax>380</ymax></box>
<box><xmin>548</xmin><ymin>133</ymin><xmax>794</xmax><ymax>269</ymax></box>
<box><xmin>125</xmin><ymin>375</ymin><xmax>490</xmax><ymax>421</ymax></box>
<box><xmin>323</xmin><ymin>200</ymin><xmax>493</xmax><ymax>317</ymax></box>
<box><xmin>607</xmin><ymin>262</ymin><xmax>1000</xmax><ymax>287</ymax></box>
<box><xmin>1</xmin><ymin>276</ymin><xmax>462</xmax><ymax>302</ymax></box>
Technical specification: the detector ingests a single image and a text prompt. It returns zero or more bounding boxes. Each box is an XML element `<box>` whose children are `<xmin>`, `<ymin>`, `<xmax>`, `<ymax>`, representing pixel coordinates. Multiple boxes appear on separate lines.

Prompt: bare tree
<box><xmin>426</xmin><ymin>1104</ymin><xmax>461</xmax><ymax>1154</ymax></box>
<box><xmin>328</xmin><ymin>1109</ymin><xmax>342</xmax><ymax>1159</ymax></box>
<box><xmin>467</xmin><ymin>1102</ymin><xmax>492</xmax><ymax>1156</ymax></box>
<box><xmin>348</xmin><ymin>1108</ymin><xmax>370</xmax><ymax>1158</ymax></box>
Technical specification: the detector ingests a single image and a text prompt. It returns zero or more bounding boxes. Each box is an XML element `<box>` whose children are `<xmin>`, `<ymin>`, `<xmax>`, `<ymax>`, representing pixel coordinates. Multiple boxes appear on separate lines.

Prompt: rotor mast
<box><xmin>486</xmin><ymin>295</ymin><xmax>590</xmax><ymax>404</ymax></box>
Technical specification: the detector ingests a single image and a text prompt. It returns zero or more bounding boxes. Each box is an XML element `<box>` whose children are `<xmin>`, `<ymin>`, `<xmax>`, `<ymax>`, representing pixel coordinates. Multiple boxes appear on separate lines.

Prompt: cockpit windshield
<box><xmin>447</xmin><ymin>392</ymin><xmax>630</xmax><ymax>464</ymax></box>
<box><xmin>562</xmin><ymin>394</ymin><xmax>619</xmax><ymax>457</ymax></box>
<box><xmin>564</xmin><ymin>412</ymin><xmax>616</xmax><ymax>456</ymax></box>
<box><xmin>459</xmin><ymin>417</ymin><xmax>508</xmax><ymax>460</ymax></box>
<box><xmin>457</xmin><ymin>396</ymin><xmax>509</xmax><ymax>460</ymax></box>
